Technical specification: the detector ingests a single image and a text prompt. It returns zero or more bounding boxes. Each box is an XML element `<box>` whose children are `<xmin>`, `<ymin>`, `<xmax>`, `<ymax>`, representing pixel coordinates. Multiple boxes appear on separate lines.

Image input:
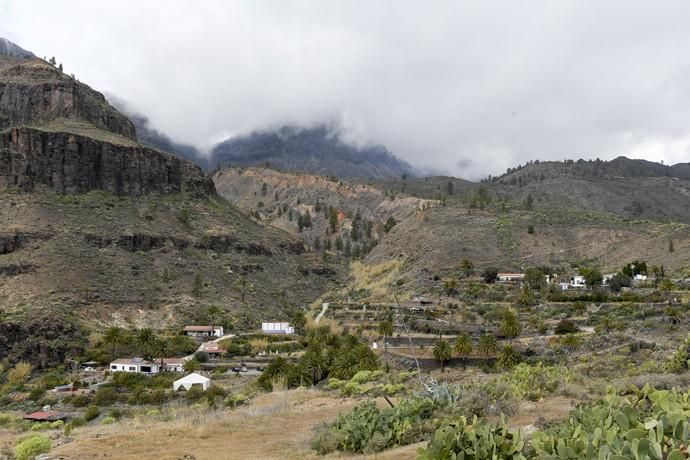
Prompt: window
<box><xmin>129</xmin><ymin>366</ymin><xmax>136</xmax><ymax>371</ymax></box>
<box><xmin>110</xmin><ymin>365</ymin><xmax>117</xmax><ymax>370</ymax></box>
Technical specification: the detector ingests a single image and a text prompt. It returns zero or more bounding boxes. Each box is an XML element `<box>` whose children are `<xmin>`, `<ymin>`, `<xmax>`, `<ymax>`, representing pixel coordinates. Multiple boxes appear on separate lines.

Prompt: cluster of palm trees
<box><xmin>431</xmin><ymin>333</ymin><xmax>499</xmax><ymax>371</ymax></box>
<box><xmin>258</xmin><ymin>326</ymin><xmax>379</xmax><ymax>390</ymax></box>
<box><xmin>431</xmin><ymin>310</ymin><xmax>522</xmax><ymax>371</ymax></box>
<box><xmin>102</xmin><ymin>326</ymin><xmax>204</xmax><ymax>373</ymax></box>
<box><xmin>102</xmin><ymin>327</ymin><xmax>173</xmax><ymax>365</ymax></box>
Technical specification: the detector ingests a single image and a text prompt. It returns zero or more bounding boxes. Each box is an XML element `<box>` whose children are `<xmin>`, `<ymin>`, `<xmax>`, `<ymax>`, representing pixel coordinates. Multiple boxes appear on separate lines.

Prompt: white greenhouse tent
<box><xmin>173</xmin><ymin>373</ymin><xmax>211</xmax><ymax>392</ymax></box>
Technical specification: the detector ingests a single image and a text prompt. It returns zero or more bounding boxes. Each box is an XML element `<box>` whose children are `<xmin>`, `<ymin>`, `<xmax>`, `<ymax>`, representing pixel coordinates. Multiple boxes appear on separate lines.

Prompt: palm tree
<box><xmin>432</xmin><ymin>340</ymin><xmax>452</xmax><ymax>372</ymax></box>
<box><xmin>183</xmin><ymin>357</ymin><xmax>200</xmax><ymax>373</ymax></box>
<box><xmin>378</xmin><ymin>320</ymin><xmax>394</xmax><ymax>351</ymax></box>
<box><xmin>102</xmin><ymin>326</ymin><xmax>124</xmax><ymax>360</ymax></box>
<box><xmin>500</xmin><ymin>311</ymin><xmax>521</xmax><ymax>343</ymax></box>
<box><xmin>454</xmin><ymin>334</ymin><xmax>473</xmax><ymax>369</ymax></box>
<box><xmin>135</xmin><ymin>328</ymin><xmax>157</xmax><ymax>359</ymax></box>
<box><xmin>478</xmin><ymin>333</ymin><xmax>498</xmax><ymax>356</ymax></box>
<box><xmin>443</xmin><ymin>279</ymin><xmax>459</xmax><ymax>297</ymax></box>
<box><xmin>560</xmin><ymin>334</ymin><xmax>581</xmax><ymax>352</ymax></box>
<box><xmin>154</xmin><ymin>338</ymin><xmax>170</xmax><ymax>370</ymax></box>
<box><xmin>301</xmin><ymin>349</ymin><xmax>326</xmax><ymax>384</ymax></box>
<box><xmin>518</xmin><ymin>284</ymin><xmax>536</xmax><ymax>305</ymax></box>
<box><xmin>497</xmin><ymin>344</ymin><xmax>520</xmax><ymax>369</ymax></box>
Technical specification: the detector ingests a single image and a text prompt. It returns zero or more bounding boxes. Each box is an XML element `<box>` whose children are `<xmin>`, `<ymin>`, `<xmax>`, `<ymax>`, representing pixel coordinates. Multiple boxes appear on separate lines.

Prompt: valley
<box><xmin>0</xmin><ymin>37</ymin><xmax>689</xmax><ymax>460</ymax></box>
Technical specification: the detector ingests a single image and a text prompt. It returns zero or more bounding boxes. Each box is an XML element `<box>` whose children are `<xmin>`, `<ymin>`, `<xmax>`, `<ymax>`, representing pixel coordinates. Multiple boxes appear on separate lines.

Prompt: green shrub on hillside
<box><xmin>14</xmin><ymin>435</ymin><xmax>51</xmax><ymax>460</ymax></box>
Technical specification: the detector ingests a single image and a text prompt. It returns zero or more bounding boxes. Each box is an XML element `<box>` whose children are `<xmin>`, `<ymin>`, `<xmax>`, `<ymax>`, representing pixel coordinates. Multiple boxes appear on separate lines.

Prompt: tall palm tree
<box><xmin>432</xmin><ymin>340</ymin><xmax>452</xmax><ymax>372</ymax></box>
<box><xmin>102</xmin><ymin>326</ymin><xmax>124</xmax><ymax>361</ymax></box>
<box><xmin>378</xmin><ymin>320</ymin><xmax>394</xmax><ymax>351</ymax></box>
<box><xmin>135</xmin><ymin>328</ymin><xmax>157</xmax><ymax>360</ymax></box>
<box><xmin>454</xmin><ymin>334</ymin><xmax>473</xmax><ymax>369</ymax></box>
<box><xmin>183</xmin><ymin>357</ymin><xmax>200</xmax><ymax>373</ymax></box>
<box><xmin>155</xmin><ymin>338</ymin><xmax>170</xmax><ymax>370</ymax></box>
<box><xmin>478</xmin><ymin>333</ymin><xmax>498</xmax><ymax>356</ymax></box>
<box><xmin>500</xmin><ymin>311</ymin><xmax>521</xmax><ymax>343</ymax></box>
<box><xmin>497</xmin><ymin>344</ymin><xmax>520</xmax><ymax>369</ymax></box>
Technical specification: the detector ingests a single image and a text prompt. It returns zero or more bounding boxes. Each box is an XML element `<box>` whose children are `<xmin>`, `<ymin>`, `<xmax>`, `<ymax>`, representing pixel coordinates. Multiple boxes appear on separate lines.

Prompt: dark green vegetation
<box><xmin>257</xmin><ymin>326</ymin><xmax>378</xmax><ymax>390</ymax></box>
<box><xmin>415</xmin><ymin>386</ymin><xmax>690</xmax><ymax>459</ymax></box>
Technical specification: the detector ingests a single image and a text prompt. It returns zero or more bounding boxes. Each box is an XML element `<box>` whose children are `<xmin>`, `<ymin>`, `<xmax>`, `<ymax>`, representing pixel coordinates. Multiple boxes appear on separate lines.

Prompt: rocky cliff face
<box><xmin>0</xmin><ymin>60</ymin><xmax>136</xmax><ymax>139</ymax></box>
<box><xmin>0</xmin><ymin>127</ymin><xmax>214</xmax><ymax>196</ymax></box>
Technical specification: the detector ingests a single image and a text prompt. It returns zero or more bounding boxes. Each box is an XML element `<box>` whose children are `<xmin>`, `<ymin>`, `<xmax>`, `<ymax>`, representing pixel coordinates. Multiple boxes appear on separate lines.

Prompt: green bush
<box><xmin>554</xmin><ymin>319</ymin><xmax>579</xmax><ymax>334</ymax></box>
<box><xmin>84</xmin><ymin>405</ymin><xmax>100</xmax><ymax>422</ymax></box>
<box><xmin>14</xmin><ymin>435</ymin><xmax>51</xmax><ymax>460</ymax></box>
<box><xmin>93</xmin><ymin>387</ymin><xmax>119</xmax><ymax>406</ymax></box>
<box><xmin>101</xmin><ymin>416</ymin><xmax>116</xmax><ymax>425</ymax></box>
<box><xmin>69</xmin><ymin>417</ymin><xmax>86</xmax><ymax>428</ymax></box>
<box><xmin>311</xmin><ymin>398</ymin><xmax>436</xmax><ymax>454</ymax></box>
<box><xmin>506</xmin><ymin>363</ymin><xmax>572</xmax><ymax>401</ymax></box>
<box><xmin>70</xmin><ymin>394</ymin><xmax>91</xmax><ymax>407</ymax></box>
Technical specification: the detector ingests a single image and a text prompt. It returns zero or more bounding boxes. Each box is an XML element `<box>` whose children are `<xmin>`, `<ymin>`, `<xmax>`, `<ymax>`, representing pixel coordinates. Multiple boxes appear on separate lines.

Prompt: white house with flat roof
<box><xmin>261</xmin><ymin>322</ymin><xmax>294</xmax><ymax>334</ymax></box>
<box><xmin>497</xmin><ymin>273</ymin><xmax>524</xmax><ymax>283</ymax></box>
<box><xmin>109</xmin><ymin>358</ymin><xmax>159</xmax><ymax>374</ymax></box>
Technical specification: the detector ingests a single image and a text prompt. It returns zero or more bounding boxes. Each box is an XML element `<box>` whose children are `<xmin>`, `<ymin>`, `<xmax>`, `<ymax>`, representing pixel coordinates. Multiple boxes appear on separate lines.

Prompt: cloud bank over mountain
<box><xmin>3</xmin><ymin>1</ymin><xmax>690</xmax><ymax>178</ymax></box>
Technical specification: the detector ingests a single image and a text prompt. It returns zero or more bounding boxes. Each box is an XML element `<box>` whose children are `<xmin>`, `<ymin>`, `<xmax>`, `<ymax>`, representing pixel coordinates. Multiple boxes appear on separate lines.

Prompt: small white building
<box><xmin>199</xmin><ymin>342</ymin><xmax>227</xmax><ymax>359</ymax></box>
<box><xmin>109</xmin><ymin>358</ymin><xmax>159</xmax><ymax>374</ymax></box>
<box><xmin>261</xmin><ymin>322</ymin><xmax>294</xmax><ymax>334</ymax></box>
<box><xmin>570</xmin><ymin>275</ymin><xmax>586</xmax><ymax>288</ymax></box>
<box><xmin>161</xmin><ymin>358</ymin><xmax>188</xmax><ymax>373</ymax></box>
<box><xmin>602</xmin><ymin>274</ymin><xmax>616</xmax><ymax>286</ymax></box>
<box><xmin>183</xmin><ymin>325</ymin><xmax>224</xmax><ymax>337</ymax></box>
<box><xmin>497</xmin><ymin>273</ymin><xmax>525</xmax><ymax>283</ymax></box>
<box><xmin>173</xmin><ymin>373</ymin><xmax>211</xmax><ymax>392</ymax></box>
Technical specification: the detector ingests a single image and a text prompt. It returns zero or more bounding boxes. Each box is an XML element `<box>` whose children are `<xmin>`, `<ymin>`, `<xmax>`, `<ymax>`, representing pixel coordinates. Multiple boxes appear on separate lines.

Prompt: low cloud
<box><xmin>2</xmin><ymin>1</ymin><xmax>690</xmax><ymax>179</ymax></box>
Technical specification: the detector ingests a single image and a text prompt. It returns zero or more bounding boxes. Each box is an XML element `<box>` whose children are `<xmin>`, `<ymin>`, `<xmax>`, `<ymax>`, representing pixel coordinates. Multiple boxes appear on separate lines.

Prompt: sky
<box><xmin>2</xmin><ymin>0</ymin><xmax>690</xmax><ymax>179</ymax></box>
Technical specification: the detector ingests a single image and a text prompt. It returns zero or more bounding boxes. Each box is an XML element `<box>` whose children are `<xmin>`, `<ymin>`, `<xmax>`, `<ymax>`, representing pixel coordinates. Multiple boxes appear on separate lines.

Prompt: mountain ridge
<box><xmin>211</xmin><ymin>125</ymin><xmax>416</xmax><ymax>179</ymax></box>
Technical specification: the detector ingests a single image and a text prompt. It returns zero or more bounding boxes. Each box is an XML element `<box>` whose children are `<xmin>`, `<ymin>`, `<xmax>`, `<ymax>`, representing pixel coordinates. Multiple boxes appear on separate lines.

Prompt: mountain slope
<box><xmin>213</xmin><ymin>166</ymin><xmax>433</xmax><ymax>253</ymax></box>
<box><xmin>211</xmin><ymin>125</ymin><xmax>415</xmax><ymax>179</ymax></box>
<box><xmin>489</xmin><ymin>157</ymin><xmax>690</xmax><ymax>223</ymax></box>
<box><xmin>0</xmin><ymin>38</ymin><xmax>34</xmax><ymax>60</ymax></box>
<box><xmin>0</xmin><ymin>41</ymin><xmax>343</xmax><ymax>366</ymax></box>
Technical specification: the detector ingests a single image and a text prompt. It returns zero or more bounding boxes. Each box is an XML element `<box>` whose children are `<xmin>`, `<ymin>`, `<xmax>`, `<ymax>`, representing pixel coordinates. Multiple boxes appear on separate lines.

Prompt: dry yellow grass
<box><xmin>349</xmin><ymin>260</ymin><xmax>403</xmax><ymax>301</ymax></box>
<box><xmin>50</xmin><ymin>389</ymin><xmax>417</xmax><ymax>460</ymax></box>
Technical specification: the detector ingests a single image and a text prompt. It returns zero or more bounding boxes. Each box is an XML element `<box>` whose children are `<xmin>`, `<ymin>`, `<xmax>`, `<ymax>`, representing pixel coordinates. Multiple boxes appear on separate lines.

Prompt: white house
<box><xmin>183</xmin><ymin>325</ymin><xmax>224</xmax><ymax>337</ymax></box>
<box><xmin>602</xmin><ymin>274</ymin><xmax>616</xmax><ymax>286</ymax></box>
<box><xmin>497</xmin><ymin>273</ymin><xmax>525</xmax><ymax>283</ymax></box>
<box><xmin>199</xmin><ymin>342</ymin><xmax>227</xmax><ymax>359</ymax></box>
<box><xmin>161</xmin><ymin>358</ymin><xmax>188</xmax><ymax>373</ymax></box>
<box><xmin>173</xmin><ymin>373</ymin><xmax>211</xmax><ymax>392</ymax></box>
<box><xmin>570</xmin><ymin>275</ymin><xmax>586</xmax><ymax>288</ymax></box>
<box><xmin>261</xmin><ymin>322</ymin><xmax>294</xmax><ymax>334</ymax></box>
<box><xmin>109</xmin><ymin>358</ymin><xmax>159</xmax><ymax>374</ymax></box>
